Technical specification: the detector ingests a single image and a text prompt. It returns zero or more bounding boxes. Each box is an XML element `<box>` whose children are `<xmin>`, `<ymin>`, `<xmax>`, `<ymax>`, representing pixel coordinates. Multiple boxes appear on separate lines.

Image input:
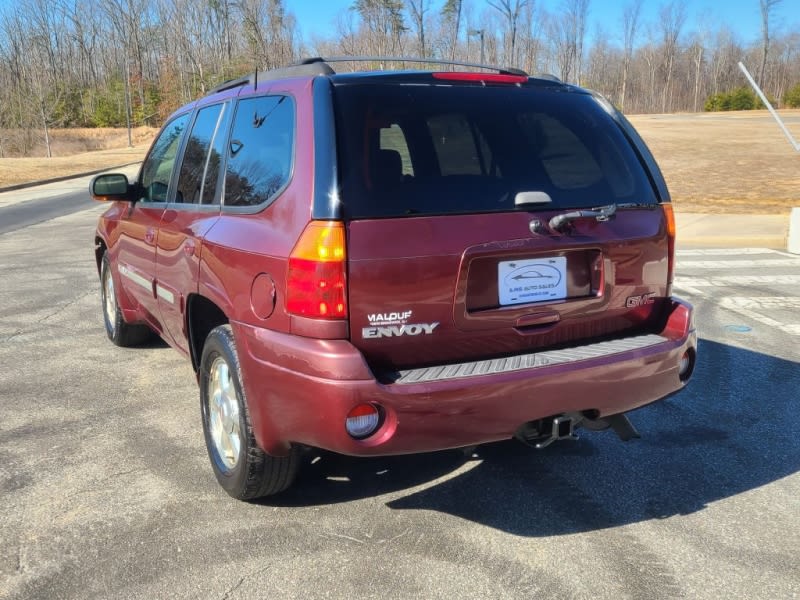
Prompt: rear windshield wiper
<box><xmin>548</xmin><ymin>204</ymin><xmax>617</xmax><ymax>231</ymax></box>
<box><xmin>548</xmin><ymin>202</ymin><xmax>658</xmax><ymax>232</ymax></box>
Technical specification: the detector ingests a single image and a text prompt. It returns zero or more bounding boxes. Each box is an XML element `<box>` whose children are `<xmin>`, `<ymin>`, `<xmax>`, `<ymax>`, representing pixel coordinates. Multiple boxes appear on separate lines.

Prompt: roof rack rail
<box><xmin>207</xmin><ymin>74</ymin><xmax>254</xmax><ymax>95</ymax></box>
<box><xmin>205</xmin><ymin>56</ymin><xmax>529</xmax><ymax>97</ymax></box>
<box><xmin>206</xmin><ymin>61</ymin><xmax>335</xmax><ymax>96</ymax></box>
<box><xmin>300</xmin><ymin>56</ymin><xmax>528</xmax><ymax>77</ymax></box>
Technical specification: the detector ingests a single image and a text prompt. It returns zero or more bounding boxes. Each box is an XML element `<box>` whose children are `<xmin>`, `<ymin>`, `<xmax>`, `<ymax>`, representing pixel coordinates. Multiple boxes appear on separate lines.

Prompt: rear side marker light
<box><xmin>345</xmin><ymin>404</ymin><xmax>382</xmax><ymax>439</ymax></box>
<box><xmin>431</xmin><ymin>72</ymin><xmax>528</xmax><ymax>85</ymax></box>
<box><xmin>286</xmin><ymin>221</ymin><xmax>347</xmax><ymax>319</ymax></box>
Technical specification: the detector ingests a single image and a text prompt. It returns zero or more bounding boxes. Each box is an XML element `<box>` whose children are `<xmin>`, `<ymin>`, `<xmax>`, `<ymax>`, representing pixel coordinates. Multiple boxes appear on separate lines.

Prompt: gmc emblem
<box><xmin>626</xmin><ymin>292</ymin><xmax>656</xmax><ymax>308</ymax></box>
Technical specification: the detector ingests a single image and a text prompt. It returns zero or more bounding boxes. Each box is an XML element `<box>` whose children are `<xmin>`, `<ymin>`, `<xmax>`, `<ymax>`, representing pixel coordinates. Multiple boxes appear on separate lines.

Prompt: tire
<box><xmin>199</xmin><ymin>324</ymin><xmax>299</xmax><ymax>500</ymax></box>
<box><xmin>100</xmin><ymin>253</ymin><xmax>151</xmax><ymax>347</ymax></box>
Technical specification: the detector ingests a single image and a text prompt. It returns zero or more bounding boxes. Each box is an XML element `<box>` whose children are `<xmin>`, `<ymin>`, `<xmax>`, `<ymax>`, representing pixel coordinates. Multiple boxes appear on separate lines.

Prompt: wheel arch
<box><xmin>187</xmin><ymin>294</ymin><xmax>229</xmax><ymax>372</ymax></box>
<box><xmin>94</xmin><ymin>236</ymin><xmax>107</xmax><ymax>276</ymax></box>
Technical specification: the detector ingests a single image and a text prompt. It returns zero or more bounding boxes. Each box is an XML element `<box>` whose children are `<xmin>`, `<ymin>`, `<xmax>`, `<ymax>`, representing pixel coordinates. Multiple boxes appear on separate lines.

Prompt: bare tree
<box><xmin>658</xmin><ymin>1</ymin><xmax>687</xmax><ymax>113</ymax></box>
<box><xmin>2</xmin><ymin>0</ymin><xmax>800</xmax><ymax>160</ymax></box>
<box><xmin>406</xmin><ymin>0</ymin><xmax>430</xmax><ymax>57</ymax></box>
<box><xmin>442</xmin><ymin>0</ymin><xmax>463</xmax><ymax>63</ymax></box>
<box><xmin>563</xmin><ymin>0</ymin><xmax>590</xmax><ymax>83</ymax></box>
<box><xmin>619</xmin><ymin>0</ymin><xmax>642</xmax><ymax>111</ymax></box>
<box><xmin>353</xmin><ymin>0</ymin><xmax>406</xmax><ymax>57</ymax></box>
<box><xmin>758</xmin><ymin>0</ymin><xmax>782</xmax><ymax>87</ymax></box>
<box><xmin>487</xmin><ymin>0</ymin><xmax>529</xmax><ymax>67</ymax></box>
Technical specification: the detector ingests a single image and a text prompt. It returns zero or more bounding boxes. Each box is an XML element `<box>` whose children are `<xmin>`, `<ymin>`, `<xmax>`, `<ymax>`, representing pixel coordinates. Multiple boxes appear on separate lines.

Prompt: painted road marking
<box><xmin>717</xmin><ymin>299</ymin><xmax>800</xmax><ymax>336</ymax></box>
<box><xmin>675</xmin><ymin>275</ymin><xmax>800</xmax><ymax>287</ymax></box>
<box><xmin>719</xmin><ymin>297</ymin><xmax>800</xmax><ymax>310</ymax></box>
<box><xmin>674</xmin><ymin>249</ymin><xmax>800</xmax><ymax>336</ymax></box>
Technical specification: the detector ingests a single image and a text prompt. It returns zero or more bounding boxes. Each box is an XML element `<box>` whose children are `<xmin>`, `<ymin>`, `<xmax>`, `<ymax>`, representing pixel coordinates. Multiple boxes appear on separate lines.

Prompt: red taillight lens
<box><xmin>663</xmin><ymin>203</ymin><xmax>676</xmax><ymax>296</ymax></box>
<box><xmin>286</xmin><ymin>221</ymin><xmax>347</xmax><ymax>319</ymax></box>
<box><xmin>431</xmin><ymin>72</ymin><xmax>528</xmax><ymax>84</ymax></box>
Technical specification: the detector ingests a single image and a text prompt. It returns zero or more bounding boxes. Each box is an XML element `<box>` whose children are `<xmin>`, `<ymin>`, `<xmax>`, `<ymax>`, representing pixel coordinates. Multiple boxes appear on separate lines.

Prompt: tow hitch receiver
<box><xmin>535</xmin><ymin>416</ymin><xmax>579</xmax><ymax>449</ymax></box>
<box><xmin>516</xmin><ymin>415</ymin><xmax>580</xmax><ymax>449</ymax></box>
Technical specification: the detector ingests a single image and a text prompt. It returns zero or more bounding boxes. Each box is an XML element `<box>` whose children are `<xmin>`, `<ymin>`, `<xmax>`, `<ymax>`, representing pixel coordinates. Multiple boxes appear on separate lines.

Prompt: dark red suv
<box><xmin>92</xmin><ymin>58</ymin><xmax>696</xmax><ymax>500</ymax></box>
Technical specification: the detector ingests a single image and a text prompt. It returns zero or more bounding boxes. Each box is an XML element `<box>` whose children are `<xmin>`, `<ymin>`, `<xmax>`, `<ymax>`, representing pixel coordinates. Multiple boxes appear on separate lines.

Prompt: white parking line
<box><xmin>719</xmin><ymin>297</ymin><xmax>800</xmax><ymax>310</ymax></box>
<box><xmin>673</xmin><ymin>249</ymin><xmax>800</xmax><ymax>336</ymax></box>
<box><xmin>717</xmin><ymin>299</ymin><xmax>800</xmax><ymax>336</ymax></box>
<box><xmin>675</xmin><ymin>275</ymin><xmax>800</xmax><ymax>287</ymax></box>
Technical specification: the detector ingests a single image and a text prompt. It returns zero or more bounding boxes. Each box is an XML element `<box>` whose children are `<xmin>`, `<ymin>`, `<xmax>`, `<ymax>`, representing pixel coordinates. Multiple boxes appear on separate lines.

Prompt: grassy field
<box><xmin>0</xmin><ymin>127</ymin><xmax>156</xmax><ymax>189</ymax></box>
<box><xmin>629</xmin><ymin>111</ymin><xmax>800</xmax><ymax>214</ymax></box>
<box><xmin>1</xmin><ymin>112</ymin><xmax>798</xmax><ymax>213</ymax></box>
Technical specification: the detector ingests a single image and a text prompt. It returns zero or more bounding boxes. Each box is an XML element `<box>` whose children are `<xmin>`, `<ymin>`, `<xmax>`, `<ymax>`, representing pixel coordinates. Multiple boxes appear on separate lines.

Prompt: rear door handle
<box><xmin>145</xmin><ymin>228</ymin><xmax>156</xmax><ymax>245</ymax></box>
<box><xmin>184</xmin><ymin>239</ymin><xmax>196</xmax><ymax>257</ymax></box>
<box><xmin>514</xmin><ymin>311</ymin><xmax>560</xmax><ymax>334</ymax></box>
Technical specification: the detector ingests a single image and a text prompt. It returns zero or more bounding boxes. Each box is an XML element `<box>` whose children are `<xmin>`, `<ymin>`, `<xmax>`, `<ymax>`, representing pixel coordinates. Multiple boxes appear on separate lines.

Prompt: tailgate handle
<box><xmin>514</xmin><ymin>311</ymin><xmax>560</xmax><ymax>332</ymax></box>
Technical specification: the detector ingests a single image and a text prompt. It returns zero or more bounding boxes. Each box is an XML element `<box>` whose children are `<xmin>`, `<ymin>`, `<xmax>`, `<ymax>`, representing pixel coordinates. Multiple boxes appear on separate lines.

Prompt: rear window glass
<box><xmin>333</xmin><ymin>83</ymin><xmax>656</xmax><ymax>218</ymax></box>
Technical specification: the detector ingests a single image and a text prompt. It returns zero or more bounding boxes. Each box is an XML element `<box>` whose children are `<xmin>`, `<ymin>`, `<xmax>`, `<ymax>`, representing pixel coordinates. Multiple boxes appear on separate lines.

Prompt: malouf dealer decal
<box><xmin>362</xmin><ymin>310</ymin><xmax>439</xmax><ymax>339</ymax></box>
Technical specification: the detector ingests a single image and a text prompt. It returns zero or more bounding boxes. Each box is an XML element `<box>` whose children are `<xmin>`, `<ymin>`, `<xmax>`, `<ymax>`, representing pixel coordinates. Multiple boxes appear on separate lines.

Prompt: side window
<box><xmin>427</xmin><ymin>114</ymin><xmax>491</xmax><ymax>176</ymax></box>
<box><xmin>175</xmin><ymin>104</ymin><xmax>224</xmax><ymax>205</ymax></box>
<box><xmin>379</xmin><ymin>124</ymin><xmax>414</xmax><ymax>176</ymax></box>
<box><xmin>202</xmin><ymin>104</ymin><xmax>232</xmax><ymax>205</ymax></box>
<box><xmin>224</xmin><ymin>95</ymin><xmax>294</xmax><ymax>208</ymax></box>
<box><xmin>139</xmin><ymin>113</ymin><xmax>190</xmax><ymax>203</ymax></box>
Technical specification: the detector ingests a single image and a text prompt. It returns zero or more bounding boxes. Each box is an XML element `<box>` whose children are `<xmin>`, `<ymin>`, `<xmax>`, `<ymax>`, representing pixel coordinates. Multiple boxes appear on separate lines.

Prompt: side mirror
<box><xmin>91</xmin><ymin>173</ymin><xmax>132</xmax><ymax>202</ymax></box>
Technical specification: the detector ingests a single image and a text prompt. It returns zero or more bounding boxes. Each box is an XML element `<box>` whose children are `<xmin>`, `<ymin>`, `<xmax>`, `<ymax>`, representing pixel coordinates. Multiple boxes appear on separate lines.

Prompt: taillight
<box><xmin>431</xmin><ymin>72</ymin><xmax>528</xmax><ymax>84</ymax></box>
<box><xmin>286</xmin><ymin>221</ymin><xmax>347</xmax><ymax>319</ymax></box>
<box><xmin>662</xmin><ymin>203</ymin><xmax>676</xmax><ymax>296</ymax></box>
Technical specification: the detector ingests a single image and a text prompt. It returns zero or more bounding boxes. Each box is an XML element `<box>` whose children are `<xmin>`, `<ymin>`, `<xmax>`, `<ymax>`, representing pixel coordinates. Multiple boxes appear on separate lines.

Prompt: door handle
<box><xmin>145</xmin><ymin>228</ymin><xmax>156</xmax><ymax>245</ymax></box>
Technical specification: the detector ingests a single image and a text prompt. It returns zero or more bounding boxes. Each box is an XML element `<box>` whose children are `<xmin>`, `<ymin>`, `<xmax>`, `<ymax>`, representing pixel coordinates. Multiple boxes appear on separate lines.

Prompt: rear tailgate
<box><xmin>332</xmin><ymin>75</ymin><xmax>671</xmax><ymax>371</ymax></box>
<box><xmin>347</xmin><ymin>209</ymin><xmax>669</xmax><ymax>370</ymax></box>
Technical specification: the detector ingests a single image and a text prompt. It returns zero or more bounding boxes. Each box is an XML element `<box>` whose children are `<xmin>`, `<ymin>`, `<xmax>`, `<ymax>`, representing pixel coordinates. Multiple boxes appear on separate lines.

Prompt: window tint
<box><xmin>379</xmin><ymin>125</ymin><xmax>414</xmax><ymax>176</ymax></box>
<box><xmin>224</xmin><ymin>95</ymin><xmax>294</xmax><ymax>208</ymax></box>
<box><xmin>175</xmin><ymin>104</ymin><xmax>224</xmax><ymax>205</ymax></box>
<box><xmin>139</xmin><ymin>113</ymin><xmax>190</xmax><ymax>203</ymax></box>
<box><xmin>428</xmin><ymin>114</ymin><xmax>491</xmax><ymax>176</ymax></box>
<box><xmin>518</xmin><ymin>113</ymin><xmax>604</xmax><ymax>191</ymax></box>
<box><xmin>334</xmin><ymin>84</ymin><xmax>656</xmax><ymax>218</ymax></box>
<box><xmin>202</xmin><ymin>104</ymin><xmax>232</xmax><ymax>205</ymax></box>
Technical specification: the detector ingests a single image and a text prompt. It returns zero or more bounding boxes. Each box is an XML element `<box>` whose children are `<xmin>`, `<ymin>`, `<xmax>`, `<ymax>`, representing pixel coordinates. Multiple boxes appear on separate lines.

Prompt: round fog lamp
<box><xmin>345</xmin><ymin>404</ymin><xmax>381</xmax><ymax>439</ymax></box>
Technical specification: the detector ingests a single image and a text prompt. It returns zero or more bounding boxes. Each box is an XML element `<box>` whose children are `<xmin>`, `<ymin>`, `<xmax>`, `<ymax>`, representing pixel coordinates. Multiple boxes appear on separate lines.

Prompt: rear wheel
<box><xmin>100</xmin><ymin>253</ymin><xmax>151</xmax><ymax>347</ymax></box>
<box><xmin>199</xmin><ymin>325</ymin><xmax>298</xmax><ymax>500</ymax></box>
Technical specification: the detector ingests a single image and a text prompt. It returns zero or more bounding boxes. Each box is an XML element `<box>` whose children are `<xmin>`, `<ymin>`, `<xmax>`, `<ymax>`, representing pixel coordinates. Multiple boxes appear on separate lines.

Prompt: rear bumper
<box><xmin>234</xmin><ymin>298</ymin><xmax>696</xmax><ymax>457</ymax></box>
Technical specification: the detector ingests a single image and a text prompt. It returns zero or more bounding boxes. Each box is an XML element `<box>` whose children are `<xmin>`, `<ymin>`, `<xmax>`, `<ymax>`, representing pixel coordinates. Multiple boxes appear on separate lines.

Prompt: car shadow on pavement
<box><xmin>270</xmin><ymin>338</ymin><xmax>799</xmax><ymax>536</ymax></box>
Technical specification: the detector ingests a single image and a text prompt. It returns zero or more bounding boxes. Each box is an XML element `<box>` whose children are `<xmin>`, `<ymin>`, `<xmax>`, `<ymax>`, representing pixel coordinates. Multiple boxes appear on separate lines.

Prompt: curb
<box><xmin>0</xmin><ymin>162</ymin><xmax>141</xmax><ymax>194</ymax></box>
<box><xmin>676</xmin><ymin>235</ymin><xmax>787</xmax><ymax>249</ymax></box>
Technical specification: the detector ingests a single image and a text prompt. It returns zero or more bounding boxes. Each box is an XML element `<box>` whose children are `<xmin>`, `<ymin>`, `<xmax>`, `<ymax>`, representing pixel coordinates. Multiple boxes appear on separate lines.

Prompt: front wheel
<box><xmin>100</xmin><ymin>253</ymin><xmax>151</xmax><ymax>347</ymax></box>
<box><xmin>199</xmin><ymin>325</ymin><xmax>299</xmax><ymax>500</ymax></box>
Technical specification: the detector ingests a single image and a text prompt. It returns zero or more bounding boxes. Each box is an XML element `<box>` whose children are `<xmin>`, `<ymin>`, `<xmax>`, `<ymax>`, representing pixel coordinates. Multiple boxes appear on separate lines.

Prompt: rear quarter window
<box><xmin>224</xmin><ymin>95</ymin><xmax>294</xmax><ymax>208</ymax></box>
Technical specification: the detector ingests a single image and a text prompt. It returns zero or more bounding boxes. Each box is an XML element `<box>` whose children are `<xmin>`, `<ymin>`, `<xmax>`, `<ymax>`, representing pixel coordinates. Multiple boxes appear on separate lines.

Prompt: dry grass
<box><xmin>0</xmin><ymin>127</ymin><xmax>156</xmax><ymax>188</ymax></box>
<box><xmin>629</xmin><ymin>110</ymin><xmax>800</xmax><ymax>214</ymax></box>
<box><xmin>1</xmin><ymin>113</ymin><xmax>799</xmax><ymax>214</ymax></box>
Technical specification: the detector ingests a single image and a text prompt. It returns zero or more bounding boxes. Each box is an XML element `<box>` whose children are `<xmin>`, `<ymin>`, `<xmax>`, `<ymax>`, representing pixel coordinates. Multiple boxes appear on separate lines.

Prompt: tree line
<box><xmin>1</xmin><ymin>0</ymin><xmax>798</xmax><ymax>157</ymax></box>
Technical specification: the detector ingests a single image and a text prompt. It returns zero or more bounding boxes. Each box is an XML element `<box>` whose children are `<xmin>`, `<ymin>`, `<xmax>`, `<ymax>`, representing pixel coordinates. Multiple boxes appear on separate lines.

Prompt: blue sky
<box><xmin>291</xmin><ymin>0</ymin><xmax>798</xmax><ymax>48</ymax></box>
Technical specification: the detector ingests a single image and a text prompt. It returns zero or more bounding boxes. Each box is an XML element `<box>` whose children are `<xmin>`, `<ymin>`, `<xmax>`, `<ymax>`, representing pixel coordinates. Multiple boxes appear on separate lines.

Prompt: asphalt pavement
<box><xmin>0</xmin><ymin>180</ymin><xmax>798</xmax><ymax>599</ymax></box>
